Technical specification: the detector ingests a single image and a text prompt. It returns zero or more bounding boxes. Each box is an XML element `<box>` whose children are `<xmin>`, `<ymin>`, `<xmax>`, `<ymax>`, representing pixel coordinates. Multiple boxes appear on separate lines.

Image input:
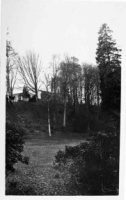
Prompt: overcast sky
<box><xmin>2</xmin><ymin>0</ymin><xmax>126</xmax><ymax>67</ymax></box>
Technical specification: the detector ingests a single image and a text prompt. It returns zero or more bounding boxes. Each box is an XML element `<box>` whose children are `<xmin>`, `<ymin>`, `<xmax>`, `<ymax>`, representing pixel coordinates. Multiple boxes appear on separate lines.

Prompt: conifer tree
<box><xmin>96</xmin><ymin>23</ymin><xmax>121</xmax><ymax>112</ymax></box>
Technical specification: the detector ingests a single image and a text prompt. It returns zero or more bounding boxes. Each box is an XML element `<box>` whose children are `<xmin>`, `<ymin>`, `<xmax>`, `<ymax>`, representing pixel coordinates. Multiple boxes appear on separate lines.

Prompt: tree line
<box><xmin>6</xmin><ymin>23</ymin><xmax>121</xmax><ymax>194</ymax></box>
<box><xmin>6</xmin><ymin>23</ymin><xmax>121</xmax><ymax>134</ymax></box>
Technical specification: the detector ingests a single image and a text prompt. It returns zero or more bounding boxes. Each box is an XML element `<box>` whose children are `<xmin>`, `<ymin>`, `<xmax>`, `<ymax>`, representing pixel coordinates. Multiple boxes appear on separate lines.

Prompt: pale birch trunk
<box><xmin>47</xmin><ymin>98</ymin><xmax>51</xmax><ymax>137</ymax></box>
<box><xmin>53</xmin><ymin>79</ymin><xmax>56</xmax><ymax>123</ymax></box>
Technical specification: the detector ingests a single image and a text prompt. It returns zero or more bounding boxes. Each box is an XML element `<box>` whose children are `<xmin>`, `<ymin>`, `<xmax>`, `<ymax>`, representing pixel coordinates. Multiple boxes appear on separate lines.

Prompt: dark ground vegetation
<box><xmin>6</xmin><ymin>101</ymin><xmax>120</xmax><ymax>195</ymax></box>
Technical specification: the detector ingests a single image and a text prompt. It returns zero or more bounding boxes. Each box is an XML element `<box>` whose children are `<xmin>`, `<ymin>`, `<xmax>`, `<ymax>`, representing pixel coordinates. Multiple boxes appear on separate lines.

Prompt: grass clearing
<box><xmin>6</xmin><ymin>134</ymin><xmax>87</xmax><ymax>195</ymax></box>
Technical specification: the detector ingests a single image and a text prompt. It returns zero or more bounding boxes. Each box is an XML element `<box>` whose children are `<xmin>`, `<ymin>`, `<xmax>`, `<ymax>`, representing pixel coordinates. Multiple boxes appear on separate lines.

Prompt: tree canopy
<box><xmin>96</xmin><ymin>23</ymin><xmax>121</xmax><ymax>112</ymax></box>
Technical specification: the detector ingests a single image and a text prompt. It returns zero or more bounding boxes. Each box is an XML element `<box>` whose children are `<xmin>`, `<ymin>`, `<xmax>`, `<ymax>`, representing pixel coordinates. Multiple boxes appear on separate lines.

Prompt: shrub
<box><xmin>54</xmin><ymin>133</ymin><xmax>119</xmax><ymax>195</ymax></box>
<box><xmin>6</xmin><ymin>179</ymin><xmax>38</xmax><ymax>195</ymax></box>
<box><xmin>72</xmin><ymin>112</ymin><xmax>106</xmax><ymax>132</ymax></box>
<box><xmin>6</xmin><ymin>122</ymin><xmax>29</xmax><ymax>174</ymax></box>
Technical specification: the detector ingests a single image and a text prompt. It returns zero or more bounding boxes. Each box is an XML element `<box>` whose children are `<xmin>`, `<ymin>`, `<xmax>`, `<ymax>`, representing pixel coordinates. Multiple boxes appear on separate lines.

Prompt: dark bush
<box><xmin>72</xmin><ymin>114</ymin><xmax>88</xmax><ymax>132</ymax></box>
<box><xmin>72</xmin><ymin>109</ymin><xmax>106</xmax><ymax>132</ymax></box>
<box><xmin>6</xmin><ymin>180</ymin><xmax>38</xmax><ymax>195</ymax></box>
<box><xmin>54</xmin><ymin>132</ymin><xmax>119</xmax><ymax>195</ymax></box>
<box><xmin>6</xmin><ymin>122</ymin><xmax>29</xmax><ymax>174</ymax></box>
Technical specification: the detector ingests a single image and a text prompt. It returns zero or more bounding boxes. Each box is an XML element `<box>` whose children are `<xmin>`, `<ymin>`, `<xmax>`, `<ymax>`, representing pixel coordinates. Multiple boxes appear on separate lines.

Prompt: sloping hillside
<box><xmin>6</xmin><ymin>101</ymin><xmax>73</xmax><ymax>139</ymax></box>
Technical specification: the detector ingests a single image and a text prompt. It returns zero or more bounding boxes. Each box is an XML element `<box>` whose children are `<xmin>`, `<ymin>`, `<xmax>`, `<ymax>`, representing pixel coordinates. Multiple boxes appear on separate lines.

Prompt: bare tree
<box><xmin>68</xmin><ymin>57</ymin><xmax>81</xmax><ymax>115</ymax></box>
<box><xmin>82</xmin><ymin>63</ymin><xmax>100</xmax><ymax>131</ymax></box>
<box><xmin>43</xmin><ymin>74</ymin><xmax>52</xmax><ymax>137</ymax></box>
<box><xmin>6</xmin><ymin>38</ymin><xmax>18</xmax><ymax>96</ymax></box>
<box><xmin>59</xmin><ymin>55</ymin><xmax>71</xmax><ymax>128</ymax></box>
<box><xmin>59</xmin><ymin>55</ymin><xmax>82</xmax><ymax>127</ymax></box>
<box><xmin>50</xmin><ymin>54</ymin><xmax>60</xmax><ymax>123</ymax></box>
<box><xmin>18</xmin><ymin>51</ymin><xmax>42</xmax><ymax>100</ymax></box>
<box><xmin>10</xmin><ymin>68</ymin><xmax>18</xmax><ymax>96</ymax></box>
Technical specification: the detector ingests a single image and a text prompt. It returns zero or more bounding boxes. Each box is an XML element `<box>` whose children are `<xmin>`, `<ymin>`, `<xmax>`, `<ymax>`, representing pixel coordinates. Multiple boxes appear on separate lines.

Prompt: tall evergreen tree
<box><xmin>96</xmin><ymin>23</ymin><xmax>121</xmax><ymax>112</ymax></box>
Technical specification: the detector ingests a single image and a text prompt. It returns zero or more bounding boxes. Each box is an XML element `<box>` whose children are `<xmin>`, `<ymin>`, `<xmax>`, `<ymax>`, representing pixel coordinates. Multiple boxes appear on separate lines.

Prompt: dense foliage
<box><xmin>54</xmin><ymin>122</ymin><xmax>119</xmax><ymax>195</ymax></box>
<box><xmin>6</xmin><ymin>122</ymin><xmax>29</xmax><ymax>174</ymax></box>
<box><xmin>96</xmin><ymin>23</ymin><xmax>121</xmax><ymax>112</ymax></box>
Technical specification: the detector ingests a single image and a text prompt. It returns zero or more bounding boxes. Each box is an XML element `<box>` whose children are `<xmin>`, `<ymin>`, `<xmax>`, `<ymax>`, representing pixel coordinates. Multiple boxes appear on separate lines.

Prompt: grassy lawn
<box><xmin>6</xmin><ymin>103</ymin><xmax>89</xmax><ymax>195</ymax></box>
<box><xmin>6</xmin><ymin>134</ymin><xmax>87</xmax><ymax>195</ymax></box>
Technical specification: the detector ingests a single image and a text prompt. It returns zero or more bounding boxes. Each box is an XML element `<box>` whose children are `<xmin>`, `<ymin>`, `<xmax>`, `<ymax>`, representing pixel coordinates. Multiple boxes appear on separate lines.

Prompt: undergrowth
<box><xmin>54</xmin><ymin>131</ymin><xmax>119</xmax><ymax>195</ymax></box>
<box><xmin>6</xmin><ymin>122</ymin><xmax>29</xmax><ymax>175</ymax></box>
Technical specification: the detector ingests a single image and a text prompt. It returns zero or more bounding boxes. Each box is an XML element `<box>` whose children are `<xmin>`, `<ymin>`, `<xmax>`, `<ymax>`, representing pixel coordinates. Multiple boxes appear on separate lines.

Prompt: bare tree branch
<box><xmin>17</xmin><ymin>51</ymin><xmax>43</xmax><ymax>100</ymax></box>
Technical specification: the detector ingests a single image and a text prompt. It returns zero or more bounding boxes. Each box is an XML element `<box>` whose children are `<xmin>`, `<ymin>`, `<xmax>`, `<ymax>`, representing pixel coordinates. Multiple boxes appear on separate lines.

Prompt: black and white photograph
<box><xmin>0</xmin><ymin>0</ymin><xmax>126</xmax><ymax>198</ymax></box>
